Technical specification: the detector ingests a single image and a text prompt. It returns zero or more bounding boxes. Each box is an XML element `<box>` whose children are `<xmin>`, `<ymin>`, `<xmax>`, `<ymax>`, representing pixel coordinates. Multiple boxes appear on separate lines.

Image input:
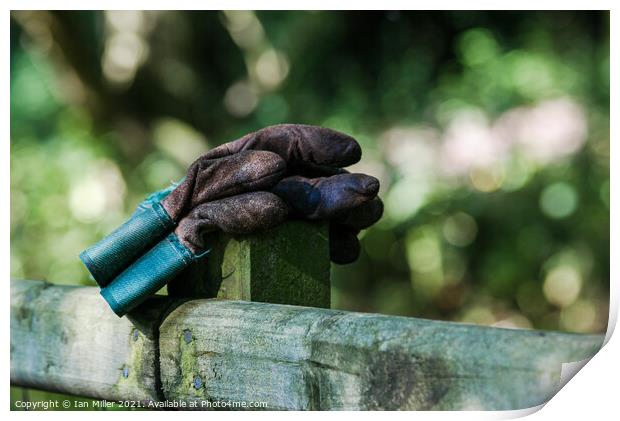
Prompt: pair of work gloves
<box><xmin>80</xmin><ymin>124</ymin><xmax>383</xmax><ymax>317</ymax></box>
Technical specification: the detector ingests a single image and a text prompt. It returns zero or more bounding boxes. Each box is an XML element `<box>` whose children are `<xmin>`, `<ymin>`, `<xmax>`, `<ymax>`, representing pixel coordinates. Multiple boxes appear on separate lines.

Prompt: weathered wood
<box><xmin>159</xmin><ymin>299</ymin><xmax>604</xmax><ymax>410</ymax></box>
<box><xmin>11</xmin><ymin>281</ymin><xmax>604</xmax><ymax>410</ymax></box>
<box><xmin>168</xmin><ymin>220</ymin><xmax>331</xmax><ymax>308</ymax></box>
<box><xmin>10</xmin><ymin>279</ymin><xmax>173</xmax><ymax>403</ymax></box>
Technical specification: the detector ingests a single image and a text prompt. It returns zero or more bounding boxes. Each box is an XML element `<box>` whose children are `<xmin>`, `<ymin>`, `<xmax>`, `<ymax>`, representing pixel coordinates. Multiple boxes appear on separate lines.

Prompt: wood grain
<box><xmin>11</xmin><ymin>280</ymin><xmax>604</xmax><ymax>410</ymax></box>
<box><xmin>159</xmin><ymin>299</ymin><xmax>603</xmax><ymax>410</ymax></box>
<box><xmin>167</xmin><ymin>220</ymin><xmax>331</xmax><ymax>308</ymax></box>
<box><xmin>10</xmin><ymin>279</ymin><xmax>171</xmax><ymax>402</ymax></box>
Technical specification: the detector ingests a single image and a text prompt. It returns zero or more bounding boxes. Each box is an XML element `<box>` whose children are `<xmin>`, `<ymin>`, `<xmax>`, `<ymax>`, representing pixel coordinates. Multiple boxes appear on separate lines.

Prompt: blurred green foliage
<box><xmin>11</xmin><ymin>11</ymin><xmax>609</xmax><ymax>339</ymax></box>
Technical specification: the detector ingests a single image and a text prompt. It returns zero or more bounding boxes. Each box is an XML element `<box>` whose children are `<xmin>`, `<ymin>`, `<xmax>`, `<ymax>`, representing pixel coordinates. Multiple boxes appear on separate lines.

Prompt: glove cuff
<box><xmin>100</xmin><ymin>233</ymin><xmax>197</xmax><ymax>317</ymax></box>
<box><xmin>80</xmin><ymin>199</ymin><xmax>175</xmax><ymax>287</ymax></box>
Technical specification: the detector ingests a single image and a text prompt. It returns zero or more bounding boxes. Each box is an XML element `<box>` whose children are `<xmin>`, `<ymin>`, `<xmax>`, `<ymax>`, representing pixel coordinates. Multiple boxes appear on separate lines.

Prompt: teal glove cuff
<box><xmin>100</xmin><ymin>233</ymin><xmax>198</xmax><ymax>316</ymax></box>
<box><xmin>80</xmin><ymin>200</ymin><xmax>175</xmax><ymax>287</ymax></box>
<box><xmin>79</xmin><ymin>183</ymin><xmax>180</xmax><ymax>288</ymax></box>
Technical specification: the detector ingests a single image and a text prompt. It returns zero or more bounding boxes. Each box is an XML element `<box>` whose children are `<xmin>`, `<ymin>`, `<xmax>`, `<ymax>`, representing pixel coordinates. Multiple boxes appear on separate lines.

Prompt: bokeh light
<box><xmin>102</xmin><ymin>11</ymin><xmax>156</xmax><ymax>88</ymax></box>
<box><xmin>540</xmin><ymin>182</ymin><xmax>578</xmax><ymax>219</ymax></box>
<box><xmin>442</xmin><ymin>212</ymin><xmax>478</xmax><ymax>247</ymax></box>
<box><xmin>224</xmin><ymin>80</ymin><xmax>259</xmax><ymax>117</ymax></box>
<box><xmin>543</xmin><ymin>265</ymin><xmax>582</xmax><ymax>308</ymax></box>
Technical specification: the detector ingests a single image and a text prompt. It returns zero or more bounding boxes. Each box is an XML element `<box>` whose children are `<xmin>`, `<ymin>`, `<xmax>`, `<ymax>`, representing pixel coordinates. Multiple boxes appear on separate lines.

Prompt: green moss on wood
<box><xmin>114</xmin><ymin>327</ymin><xmax>149</xmax><ymax>397</ymax></box>
<box><xmin>168</xmin><ymin>221</ymin><xmax>331</xmax><ymax>308</ymax></box>
<box><xmin>178</xmin><ymin>329</ymin><xmax>203</xmax><ymax>398</ymax></box>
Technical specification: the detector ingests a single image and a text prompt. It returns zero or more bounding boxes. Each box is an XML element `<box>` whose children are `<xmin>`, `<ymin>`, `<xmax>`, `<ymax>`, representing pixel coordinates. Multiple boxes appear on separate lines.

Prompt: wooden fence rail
<box><xmin>10</xmin><ymin>279</ymin><xmax>603</xmax><ymax>410</ymax></box>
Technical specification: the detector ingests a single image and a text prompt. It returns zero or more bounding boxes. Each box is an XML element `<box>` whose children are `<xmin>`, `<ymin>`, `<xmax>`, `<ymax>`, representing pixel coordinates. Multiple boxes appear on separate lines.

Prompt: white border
<box><xmin>2</xmin><ymin>2</ymin><xmax>616</xmax><ymax>420</ymax></box>
<box><xmin>2</xmin><ymin>0</ymin><xmax>617</xmax><ymax>10</ymax></box>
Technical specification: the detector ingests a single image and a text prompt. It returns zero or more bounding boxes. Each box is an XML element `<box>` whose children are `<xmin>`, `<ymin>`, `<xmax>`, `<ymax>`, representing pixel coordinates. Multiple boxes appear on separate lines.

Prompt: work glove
<box><xmin>197</xmin><ymin>124</ymin><xmax>384</xmax><ymax>264</ymax></box>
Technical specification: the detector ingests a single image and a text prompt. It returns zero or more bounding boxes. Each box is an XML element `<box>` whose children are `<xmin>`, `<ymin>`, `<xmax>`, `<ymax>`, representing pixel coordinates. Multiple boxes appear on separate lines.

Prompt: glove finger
<box><xmin>335</xmin><ymin>197</ymin><xmax>384</xmax><ymax>230</ymax></box>
<box><xmin>163</xmin><ymin>150</ymin><xmax>286</xmax><ymax>220</ymax></box>
<box><xmin>175</xmin><ymin>191</ymin><xmax>288</xmax><ymax>253</ymax></box>
<box><xmin>272</xmin><ymin>173</ymin><xmax>379</xmax><ymax>220</ymax></box>
<box><xmin>203</xmin><ymin>124</ymin><xmax>362</xmax><ymax>170</ymax></box>
<box><xmin>329</xmin><ymin>224</ymin><xmax>361</xmax><ymax>265</ymax></box>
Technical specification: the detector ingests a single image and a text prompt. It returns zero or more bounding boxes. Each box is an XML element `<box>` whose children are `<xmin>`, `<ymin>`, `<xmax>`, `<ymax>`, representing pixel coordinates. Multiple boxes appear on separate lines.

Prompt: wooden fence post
<box><xmin>167</xmin><ymin>221</ymin><xmax>331</xmax><ymax>308</ymax></box>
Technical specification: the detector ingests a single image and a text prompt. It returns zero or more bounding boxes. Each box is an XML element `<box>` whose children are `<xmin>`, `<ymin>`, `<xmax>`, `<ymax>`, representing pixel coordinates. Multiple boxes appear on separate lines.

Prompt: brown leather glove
<box><xmin>170</xmin><ymin>124</ymin><xmax>383</xmax><ymax>264</ymax></box>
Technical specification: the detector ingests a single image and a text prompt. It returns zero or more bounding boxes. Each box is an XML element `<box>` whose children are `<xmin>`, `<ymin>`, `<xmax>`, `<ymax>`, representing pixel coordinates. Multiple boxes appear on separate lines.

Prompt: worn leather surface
<box><xmin>170</xmin><ymin>124</ymin><xmax>384</xmax><ymax>264</ymax></box>
<box><xmin>162</xmin><ymin>149</ymin><xmax>286</xmax><ymax>221</ymax></box>
<box><xmin>175</xmin><ymin>191</ymin><xmax>288</xmax><ymax>254</ymax></box>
